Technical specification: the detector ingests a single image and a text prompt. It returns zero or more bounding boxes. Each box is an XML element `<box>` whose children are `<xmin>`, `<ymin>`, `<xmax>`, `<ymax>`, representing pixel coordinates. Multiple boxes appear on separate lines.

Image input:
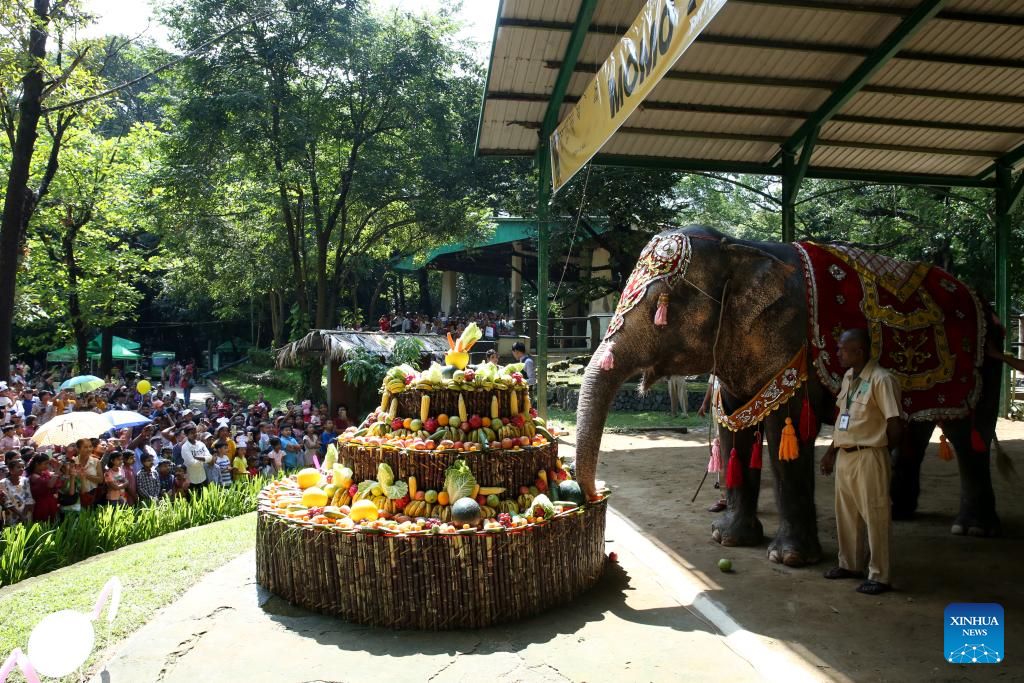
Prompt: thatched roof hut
<box><xmin>275</xmin><ymin>330</ymin><xmax>450</xmax><ymax>369</ymax></box>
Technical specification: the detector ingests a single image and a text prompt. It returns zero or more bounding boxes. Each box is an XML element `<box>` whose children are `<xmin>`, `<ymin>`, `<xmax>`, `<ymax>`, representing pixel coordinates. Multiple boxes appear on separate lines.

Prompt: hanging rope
<box><xmin>551</xmin><ymin>163</ymin><xmax>592</xmax><ymax>303</ymax></box>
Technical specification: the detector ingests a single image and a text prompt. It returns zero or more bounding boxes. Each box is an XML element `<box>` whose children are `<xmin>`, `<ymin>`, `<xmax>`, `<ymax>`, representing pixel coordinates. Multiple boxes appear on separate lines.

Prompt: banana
<box><xmin>510</xmin><ymin>390</ymin><xmax>518</xmax><ymax>416</ymax></box>
<box><xmin>478</xmin><ymin>486</ymin><xmax>505</xmax><ymax>496</ymax></box>
<box><xmin>484</xmin><ymin>427</ymin><xmax>497</xmax><ymax>442</ymax></box>
<box><xmin>420</xmin><ymin>395</ymin><xmax>430</xmax><ymax>423</ymax></box>
<box><xmin>470</xmin><ymin>484</ymin><xmax>480</xmax><ymax>499</ymax></box>
<box><xmin>338</xmin><ymin>491</ymin><xmax>351</xmax><ymax>507</ymax></box>
<box><xmin>523</xmin><ymin>391</ymin><xmax>531</xmax><ymax>413</ymax></box>
<box><xmin>480</xmin><ymin>506</ymin><xmax>496</xmax><ymax>519</ymax></box>
<box><xmin>387</xmin><ymin>398</ymin><xmax>399</xmax><ymax>421</ymax></box>
<box><xmin>458</xmin><ymin>395</ymin><xmax>468</xmax><ymax>423</ymax></box>
<box><xmin>380</xmin><ymin>389</ymin><xmax>391</xmax><ymax>412</ymax></box>
<box><xmin>524</xmin><ymin>420</ymin><xmax>535</xmax><ymax>438</ymax></box>
<box><xmin>409</xmin><ymin>476</ymin><xmax>417</xmax><ymax>499</ymax></box>
<box><xmin>535</xmin><ymin>426</ymin><xmax>556</xmax><ymax>442</ymax></box>
<box><xmin>490</xmin><ymin>396</ymin><xmax>499</xmax><ymax>420</ymax></box>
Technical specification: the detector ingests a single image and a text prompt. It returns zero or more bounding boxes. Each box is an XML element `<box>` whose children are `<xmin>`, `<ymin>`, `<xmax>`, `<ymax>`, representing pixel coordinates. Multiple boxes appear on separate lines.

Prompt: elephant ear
<box><xmin>722</xmin><ymin>242</ymin><xmax>796</xmax><ymax>333</ymax></box>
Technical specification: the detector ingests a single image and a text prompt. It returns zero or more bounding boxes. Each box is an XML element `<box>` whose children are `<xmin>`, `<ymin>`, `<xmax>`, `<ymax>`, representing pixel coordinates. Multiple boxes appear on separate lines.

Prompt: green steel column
<box><xmin>781</xmin><ymin>149</ymin><xmax>797</xmax><ymax>243</ymax></box>
<box><xmin>995</xmin><ymin>163</ymin><xmax>1012</xmax><ymax>416</ymax></box>
<box><xmin>536</xmin><ymin>141</ymin><xmax>552</xmax><ymax>420</ymax></box>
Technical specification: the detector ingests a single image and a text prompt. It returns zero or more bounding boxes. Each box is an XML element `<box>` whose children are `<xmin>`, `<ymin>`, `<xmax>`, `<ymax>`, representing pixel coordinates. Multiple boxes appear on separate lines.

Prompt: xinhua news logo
<box><xmin>945</xmin><ymin>603</ymin><xmax>1003</xmax><ymax>664</ymax></box>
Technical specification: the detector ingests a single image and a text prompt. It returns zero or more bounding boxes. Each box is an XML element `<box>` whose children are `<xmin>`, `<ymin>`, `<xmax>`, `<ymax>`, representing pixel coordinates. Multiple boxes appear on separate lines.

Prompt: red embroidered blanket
<box><xmin>795</xmin><ymin>242</ymin><xmax>986</xmax><ymax>421</ymax></box>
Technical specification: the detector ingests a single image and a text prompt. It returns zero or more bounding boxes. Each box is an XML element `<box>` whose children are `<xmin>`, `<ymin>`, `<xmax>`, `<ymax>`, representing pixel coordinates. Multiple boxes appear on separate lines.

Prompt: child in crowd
<box><xmin>122</xmin><ymin>451</ymin><xmax>138</xmax><ymax>505</ymax></box>
<box><xmin>170</xmin><ymin>465</ymin><xmax>190</xmax><ymax>500</ymax></box>
<box><xmin>103</xmin><ymin>451</ymin><xmax>127</xmax><ymax>505</ymax></box>
<box><xmin>157</xmin><ymin>459</ymin><xmax>175</xmax><ymax>498</ymax></box>
<box><xmin>232</xmin><ymin>444</ymin><xmax>248</xmax><ymax>481</ymax></box>
<box><xmin>246</xmin><ymin>451</ymin><xmax>260</xmax><ymax>479</ymax></box>
<box><xmin>136</xmin><ymin>452</ymin><xmax>161</xmax><ymax>503</ymax></box>
<box><xmin>213</xmin><ymin>441</ymin><xmax>233</xmax><ymax>487</ymax></box>
<box><xmin>267</xmin><ymin>437</ymin><xmax>285</xmax><ymax>474</ymax></box>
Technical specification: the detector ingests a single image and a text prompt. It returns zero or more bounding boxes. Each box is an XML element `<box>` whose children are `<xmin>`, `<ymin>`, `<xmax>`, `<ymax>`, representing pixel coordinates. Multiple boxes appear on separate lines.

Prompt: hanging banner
<box><xmin>550</xmin><ymin>0</ymin><xmax>728</xmax><ymax>193</ymax></box>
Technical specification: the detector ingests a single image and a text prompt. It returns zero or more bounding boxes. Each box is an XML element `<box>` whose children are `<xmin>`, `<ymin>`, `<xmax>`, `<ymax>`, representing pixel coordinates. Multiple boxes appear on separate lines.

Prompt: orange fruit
<box><xmin>403</xmin><ymin>417</ymin><xmax>413</xmax><ymax>429</ymax></box>
<box><xmin>437</xmin><ymin>414</ymin><xmax>449</xmax><ymax>426</ymax></box>
<box><xmin>481</xmin><ymin>417</ymin><xmax>491</xmax><ymax>427</ymax></box>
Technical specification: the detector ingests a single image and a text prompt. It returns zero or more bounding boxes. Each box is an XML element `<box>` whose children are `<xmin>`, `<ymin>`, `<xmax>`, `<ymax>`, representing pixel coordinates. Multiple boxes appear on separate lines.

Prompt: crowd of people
<box><xmin>375</xmin><ymin>311</ymin><xmax>515</xmax><ymax>339</ymax></box>
<box><xmin>0</xmin><ymin>361</ymin><xmax>351</xmax><ymax>530</ymax></box>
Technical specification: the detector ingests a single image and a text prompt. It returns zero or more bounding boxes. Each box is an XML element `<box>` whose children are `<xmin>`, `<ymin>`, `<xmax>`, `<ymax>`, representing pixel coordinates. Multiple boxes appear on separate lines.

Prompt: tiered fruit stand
<box><xmin>256</xmin><ymin>325</ymin><xmax>608</xmax><ymax>629</ymax></box>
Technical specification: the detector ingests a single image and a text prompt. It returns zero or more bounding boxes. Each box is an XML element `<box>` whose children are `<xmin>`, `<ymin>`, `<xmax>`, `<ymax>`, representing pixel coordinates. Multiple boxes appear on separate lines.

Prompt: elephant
<box><xmin>574</xmin><ymin>225</ymin><xmax>1004</xmax><ymax>567</ymax></box>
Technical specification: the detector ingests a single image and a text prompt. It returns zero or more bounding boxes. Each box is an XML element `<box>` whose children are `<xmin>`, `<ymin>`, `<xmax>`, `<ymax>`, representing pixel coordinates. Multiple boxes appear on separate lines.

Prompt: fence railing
<box><xmin>513</xmin><ymin>315</ymin><xmax>611</xmax><ymax>354</ymax></box>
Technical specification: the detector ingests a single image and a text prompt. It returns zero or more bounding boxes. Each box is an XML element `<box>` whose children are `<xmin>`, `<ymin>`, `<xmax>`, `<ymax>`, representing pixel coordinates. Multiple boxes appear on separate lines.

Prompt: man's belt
<box><xmin>839</xmin><ymin>445</ymin><xmax>877</xmax><ymax>453</ymax></box>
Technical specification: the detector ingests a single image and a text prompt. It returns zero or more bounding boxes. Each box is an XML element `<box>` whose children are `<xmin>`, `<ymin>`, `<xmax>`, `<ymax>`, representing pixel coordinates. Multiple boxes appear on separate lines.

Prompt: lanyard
<box><xmin>845</xmin><ymin>376</ymin><xmax>864</xmax><ymax>411</ymax></box>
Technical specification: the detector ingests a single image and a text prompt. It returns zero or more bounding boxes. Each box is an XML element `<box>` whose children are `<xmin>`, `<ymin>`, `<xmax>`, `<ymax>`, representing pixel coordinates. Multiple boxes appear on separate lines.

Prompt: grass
<box><xmin>0</xmin><ymin>512</ymin><xmax>256</xmax><ymax>682</ymax></box>
<box><xmin>217</xmin><ymin>363</ymin><xmax>306</xmax><ymax>408</ymax></box>
<box><xmin>1</xmin><ymin>480</ymin><xmax>263</xmax><ymax>587</ymax></box>
<box><xmin>547</xmin><ymin>407</ymin><xmax>705</xmax><ymax>431</ymax></box>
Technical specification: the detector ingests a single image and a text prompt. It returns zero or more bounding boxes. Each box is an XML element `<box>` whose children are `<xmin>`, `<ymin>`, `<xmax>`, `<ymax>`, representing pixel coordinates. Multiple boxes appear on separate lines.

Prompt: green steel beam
<box><xmin>733</xmin><ymin>0</ymin><xmax>1024</xmax><ymax>26</ymax></box>
<box><xmin>541</xmin><ymin>0</ymin><xmax>597</xmax><ymax>137</ymax></box>
<box><xmin>488</xmin><ymin>91</ymin><xmax>1024</xmax><ymax>136</ymax></box>
<box><xmin>782</xmin><ymin>0</ymin><xmax>949</xmax><ymax>154</ymax></box>
<box><xmin>995</xmin><ymin>163</ymin><xmax>1013</xmax><ymax>416</ymax></box>
<box><xmin>547</xmin><ymin>59</ymin><xmax>1024</xmax><ymax>106</ymax></box>
<box><xmin>533</xmin><ymin>0</ymin><xmax>596</xmax><ymax>420</ymax></box>
<box><xmin>975</xmin><ymin>140</ymin><xmax>1024</xmax><ymax>180</ymax></box>
<box><xmin>1010</xmin><ymin>173</ymin><xmax>1024</xmax><ymax>214</ymax></box>
<box><xmin>590</xmin><ymin>153</ymin><xmax>995</xmax><ymax>188</ymax></box>
<box><xmin>473</xmin><ymin>0</ymin><xmax>504</xmax><ymax>157</ymax></box>
<box><xmin>502</xmin><ymin>18</ymin><xmax>1024</xmax><ymax>70</ymax></box>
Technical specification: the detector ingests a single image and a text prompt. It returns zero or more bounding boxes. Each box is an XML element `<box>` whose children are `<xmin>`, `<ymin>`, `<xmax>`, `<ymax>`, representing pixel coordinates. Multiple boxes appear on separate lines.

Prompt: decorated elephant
<box><xmin>574</xmin><ymin>225</ymin><xmax>1003</xmax><ymax>567</ymax></box>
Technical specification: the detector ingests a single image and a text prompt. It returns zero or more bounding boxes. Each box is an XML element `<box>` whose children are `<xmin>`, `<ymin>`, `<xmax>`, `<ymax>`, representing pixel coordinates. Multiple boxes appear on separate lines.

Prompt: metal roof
<box><xmin>476</xmin><ymin>0</ymin><xmax>1024</xmax><ymax>186</ymax></box>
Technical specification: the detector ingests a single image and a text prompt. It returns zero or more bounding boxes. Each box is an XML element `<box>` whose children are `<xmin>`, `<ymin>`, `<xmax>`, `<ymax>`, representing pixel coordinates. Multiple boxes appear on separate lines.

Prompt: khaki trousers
<box><xmin>835</xmin><ymin>446</ymin><xmax>891</xmax><ymax>584</ymax></box>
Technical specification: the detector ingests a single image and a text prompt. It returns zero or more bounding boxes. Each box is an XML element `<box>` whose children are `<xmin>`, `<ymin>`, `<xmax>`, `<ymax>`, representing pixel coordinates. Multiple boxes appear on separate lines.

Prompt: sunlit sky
<box><xmin>79</xmin><ymin>0</ymin><xmax>500</xmax><ymax>62</ymax></box>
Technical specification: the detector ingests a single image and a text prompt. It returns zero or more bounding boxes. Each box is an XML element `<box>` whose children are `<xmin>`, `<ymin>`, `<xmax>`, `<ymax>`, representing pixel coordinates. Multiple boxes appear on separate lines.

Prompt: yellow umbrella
<box><xmin>31</xmin><ymin>412</ymin><xmax>112</xmax><ymax>448</ymax></box>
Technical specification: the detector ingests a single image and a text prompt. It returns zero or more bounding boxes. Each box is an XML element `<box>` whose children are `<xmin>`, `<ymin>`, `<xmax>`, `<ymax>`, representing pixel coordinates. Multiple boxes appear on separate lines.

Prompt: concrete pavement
<box><xmin>92</xmin><ymin>506</ymin><xmax>827</xmax><ymax>683</ymax></box>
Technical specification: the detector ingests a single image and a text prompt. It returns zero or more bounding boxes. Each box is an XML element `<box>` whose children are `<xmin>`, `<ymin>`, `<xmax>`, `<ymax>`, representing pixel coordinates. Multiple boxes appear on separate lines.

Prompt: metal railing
<box><xmin>513</xmin><ymin>315</ymin><xmax>611</xmax><ymax>353</ymax></box>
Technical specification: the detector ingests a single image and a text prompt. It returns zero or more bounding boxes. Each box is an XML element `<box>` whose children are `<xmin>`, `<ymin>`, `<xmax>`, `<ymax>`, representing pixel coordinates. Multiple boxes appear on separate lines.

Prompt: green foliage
<box><xmin>0</xmin><ymin>513</ymin><xmax>256</xmax><ymax>683</ymax></box>
<box><xmin>340</xmin><ymin>337</ymin><xmax>423</xmax><ymax>390</ymax></box>
<box><xmin>0</xmin><ymin>479</ymin><xmax>266</xmax><ymax>587</ymax></box>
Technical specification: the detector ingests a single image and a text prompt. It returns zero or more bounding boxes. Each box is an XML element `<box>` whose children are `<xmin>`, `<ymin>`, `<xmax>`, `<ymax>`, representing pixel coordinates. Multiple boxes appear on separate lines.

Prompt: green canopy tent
<box><xmin>88</xmin><ymin>343</ymin><xmax>140</xmax><ymax>362</ymax></box>
<box><xmin>45</xmin><ymin>345</ymin><xmax>79</xmax><ymax>363</ymax></box>
<box><xmin>86</xmin><ymin>335</ymin><xmax>140</xmax><ymax>355</ymax></box>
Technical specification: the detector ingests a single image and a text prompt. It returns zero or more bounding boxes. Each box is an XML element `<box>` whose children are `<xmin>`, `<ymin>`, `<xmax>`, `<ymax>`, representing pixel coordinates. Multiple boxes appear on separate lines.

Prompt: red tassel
<box><xmin>750</xmin><ymin>431</ymin><xmax>762</xmax><ymax>470</ymax></box>
<box><xmin>725</xmin><ymin>447</ymin><xmax>742</xmax><ymax>489</ymax></box>
<box><xmin>654</xmin><ymin>293</ymin><xmax>669</xmax><ymax>327</ymax></box>
<box><xmin>799</xmin><ymin>394</ymin><xmax>817</xmax><ymax>443</ymax></box>
<box><xmin>971</xmin><ymin>428</ymin><xmax>986</xmax><ymax>453</ymax></box>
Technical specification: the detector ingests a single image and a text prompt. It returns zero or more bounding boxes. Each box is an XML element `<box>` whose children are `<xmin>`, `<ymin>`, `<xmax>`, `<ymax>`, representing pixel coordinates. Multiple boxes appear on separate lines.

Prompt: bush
<box><xmin>247</xmin><ymin>348</ymin><xmax>276</xmax><ymax>368</ymax></box>
<box><xmin>0</xmin><ymin>478</ymin><xmax>266</xmax><ymax>587</ymax></box>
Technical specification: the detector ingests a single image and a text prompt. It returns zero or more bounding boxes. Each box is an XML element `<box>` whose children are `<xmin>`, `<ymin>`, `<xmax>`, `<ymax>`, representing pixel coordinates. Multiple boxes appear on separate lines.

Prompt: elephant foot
<box><xmin>951</xmin><ymin>512</ymin><xmax>1001</xmax><ymax>538</ymax></box>
<box><xmin>767</xmin><ymin>532</ymin><xmax>822</xmax><ymax>567</ymax></box>
<box><xmin>711</xmin><ymin>512</ymin><xmax>764</xmax><ymax>547</ymax></box>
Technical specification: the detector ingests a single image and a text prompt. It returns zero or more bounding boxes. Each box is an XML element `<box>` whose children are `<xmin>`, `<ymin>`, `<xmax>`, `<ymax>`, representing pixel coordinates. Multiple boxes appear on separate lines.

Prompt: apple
<box><xmin>535</xmin><ymin>478</ymin><xmax>548</xmax><ymax>493</ymax></box>
<box><xmin>519</xmin><ymin>436</ymin><xmax>530</xmax><ymax>447</ymax></box>
<box><xmin>425</xmin><ymin>439</ymin><xmax>436</xmax><ymax>450</ymax></box>
<box><xmin>469</xmin><ymin>415</ymin><xmax>483</xmax><ymax>429</ymax></box>
<box><xmin>460</xmin><ymin>421</ymin><xmax>471</xmax><ymax>432</ymax></box>
<box><xmin>501</xmin><ymin>438</ymin><xmax>514</xmax><ymax>449</ymax></box>
<box><xmin>391</xmin><ymin>418</ymin><xmax>404</xmax><ymax>430</ymax></box>
<box><xmin>414</xmin><ymin>491</ymin><xmax>426</xmax><ymax>501</ymax></box>
<box><xmin>519</xmin><ymin>485</ymin><xmax>530</xmax><ymax>495</ymax></box>
<box><xmin>452</xmin><ymin>441</ymin><xmax>464</xmax><ymax>451</ymax></box>
<box><xmin>501</xmin><ymin>417</ymin><xmax>510</xmax><ymax>425</ymax></box>
<box><xmin>489</xmin><ymin>441</ymin><xmax>501</xmax><ymax>449</ymax></box>
<box><xmin>425</xmin><ymin>417</ymin><xmax>439</xmax><ymax>433</ymax></box>
<box><xmin>476</xmin><ymin>494</ymin><xmax>488</xmax><ymax>506</ymax></box>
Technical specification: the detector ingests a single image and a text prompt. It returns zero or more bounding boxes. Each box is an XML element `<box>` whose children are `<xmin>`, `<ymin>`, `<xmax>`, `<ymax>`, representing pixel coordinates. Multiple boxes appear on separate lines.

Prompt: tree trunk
<box><xmin>367</xmin><ymin>271</ymin><xmax>387</xmax><ymax>322</ymax></box>
<box><xmin>100</xmin><ymin>327</ymin><xmax>113</xmax><ymax>378</ymax></box>
<box><xmin>0</xmin><ymin>0</ymin><xmax>52</xmax><ymax>381</ymax></box>
<box><xmin>398</xmin><ymin>271</ymin><xmax>406</xmax><ymax>312</ymax></box>
<box><xmin>417</xmin><ymin>268</ymin><xmax>432</xmax><ymax>315</ymax></box>
<box><xmin>269</xmin><ymin>291</ymin><xmax>284</xmax><ymax>347</ymax></box>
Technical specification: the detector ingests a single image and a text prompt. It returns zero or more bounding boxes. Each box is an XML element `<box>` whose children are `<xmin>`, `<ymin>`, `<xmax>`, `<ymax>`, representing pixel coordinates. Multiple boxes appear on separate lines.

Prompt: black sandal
<box><xmin>707</xmin><ymin>500</ymin><xmax>727</xmax><ymax>512</ymax></box>
<box><xmin>856</xmin><ymin>580</ymin><xmax>892</xmax><ymax>595</ymax></box>
<box><xmin>824</xmin><ymin>566</ymin><xmax>865</xmax><ymax>580</ymax></box>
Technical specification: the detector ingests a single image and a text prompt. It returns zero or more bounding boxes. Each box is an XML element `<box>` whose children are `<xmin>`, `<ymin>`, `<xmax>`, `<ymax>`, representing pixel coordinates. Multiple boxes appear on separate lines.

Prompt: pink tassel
<box><xmin>750</xmin><ymin>431</ymin><xmax>762</xmax><ymax>470</ymax></box>
<box><xmin>599</xmin><ymin>344</ymin><xmax>615</xmax><ymax>371</ymax></box>
<box><xmin>654</xmin><ymin>293</ymin><xmax>669</xmax><ymax>327</ymax></box>
<box><xmin>708</xmin><ymin>437</ymin><xmax>722</xmax><ymax>473</ymax></box>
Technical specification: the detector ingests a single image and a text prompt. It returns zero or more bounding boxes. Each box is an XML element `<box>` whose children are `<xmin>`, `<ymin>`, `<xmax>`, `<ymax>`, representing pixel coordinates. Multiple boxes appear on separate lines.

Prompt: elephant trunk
<box><xmin>574</xmin><ymin>348</ymin><xmax>630</xmax><ymax>499</ymax></box>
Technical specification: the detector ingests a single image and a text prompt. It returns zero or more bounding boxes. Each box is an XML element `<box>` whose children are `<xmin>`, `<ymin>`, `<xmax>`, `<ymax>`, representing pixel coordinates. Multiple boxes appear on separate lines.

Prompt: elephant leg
<box><xmin>945</xmin><ymin>418</ymin><xmax>1000</xmax><ymax>537</ymax></box>
<box><xmin>891</xmin><ymin>421</ymin><xmax>933</xmax><ymax>520</ymax></box>
<box><xmin>711</xmin><ymin>427</ymin><xmax>764</xmax><ymax>547</ymax></box>
<box><xmin>764</xmin><ymin>410</ymin><xmax>822</xmax><ymax>567</ymax></box>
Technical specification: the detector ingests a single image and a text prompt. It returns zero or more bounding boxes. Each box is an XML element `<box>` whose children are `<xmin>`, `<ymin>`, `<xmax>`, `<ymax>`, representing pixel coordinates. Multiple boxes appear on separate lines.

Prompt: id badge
<box><xmin>838</xmin><ymin>413</ymin><xmax>850</xmax><ymax>431</ymax></box>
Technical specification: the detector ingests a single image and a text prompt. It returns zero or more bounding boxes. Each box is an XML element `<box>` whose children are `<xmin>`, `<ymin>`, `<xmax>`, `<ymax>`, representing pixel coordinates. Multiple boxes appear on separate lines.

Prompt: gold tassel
<box><xmin>779</xmin><ymin>417</ymin><xmax>799</xmax><ymax>461</ymax></box>
<box><xmin>938</xmin><ymin>433</ymin><xmax>954</xmax><ymax>461</ymax></box>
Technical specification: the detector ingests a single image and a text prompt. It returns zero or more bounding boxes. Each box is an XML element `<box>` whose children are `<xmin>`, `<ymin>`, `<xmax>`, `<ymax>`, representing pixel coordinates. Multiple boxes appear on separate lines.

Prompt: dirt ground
<box><xmin>562</xmin><ymin>418</ymin><xmax>1024</xmax><ymax>683</ymax></box>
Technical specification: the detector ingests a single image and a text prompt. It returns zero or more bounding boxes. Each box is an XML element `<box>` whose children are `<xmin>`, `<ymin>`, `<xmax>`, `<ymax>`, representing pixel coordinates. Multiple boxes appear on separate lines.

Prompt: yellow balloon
<box><xmin>136</xmin><ymin>380</ymin><xmax>151</xmax><ymax>394</ymax></box>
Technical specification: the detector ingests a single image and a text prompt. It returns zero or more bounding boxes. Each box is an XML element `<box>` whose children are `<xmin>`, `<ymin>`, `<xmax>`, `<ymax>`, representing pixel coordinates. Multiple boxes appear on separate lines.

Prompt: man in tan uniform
<box><xmin>820</xmin><ymin>328</ymin><xmax>903</xmax><ymax>595</ymax></box>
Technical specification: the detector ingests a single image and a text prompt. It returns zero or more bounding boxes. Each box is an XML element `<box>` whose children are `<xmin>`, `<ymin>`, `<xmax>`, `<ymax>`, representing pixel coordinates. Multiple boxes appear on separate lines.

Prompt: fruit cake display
<box><xmin>256</xmin><ymin>324</ymin><xmax>609</xmax><ymax>629</ymax></box>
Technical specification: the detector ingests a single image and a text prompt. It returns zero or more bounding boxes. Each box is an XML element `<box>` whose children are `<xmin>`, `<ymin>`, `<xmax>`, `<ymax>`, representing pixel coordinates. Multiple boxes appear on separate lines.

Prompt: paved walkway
<box><xmin>93</xmin><ymin>507</ymin><xmax>826</xmax><ymax>683</ymax></box>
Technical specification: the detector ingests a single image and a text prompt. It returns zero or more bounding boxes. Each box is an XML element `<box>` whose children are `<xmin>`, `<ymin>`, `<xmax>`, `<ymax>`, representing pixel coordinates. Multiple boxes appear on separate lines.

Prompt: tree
<box><xmin>16</xmin><ymin>124</ymin><xmax>163</xmax><ymax>365</ymax></box>
<box><xmin>161</xmin><ymin>0</ymin><xmax>497</xmax><ymax>398</ymax></box>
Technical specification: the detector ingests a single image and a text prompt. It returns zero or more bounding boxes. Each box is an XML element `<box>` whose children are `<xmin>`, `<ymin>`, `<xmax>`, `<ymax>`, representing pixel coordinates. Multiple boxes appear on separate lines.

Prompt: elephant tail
<box><xmin>993</xmin><ymin>435</ymin><xmax>1018</xmax><ymax>481</ymax></box>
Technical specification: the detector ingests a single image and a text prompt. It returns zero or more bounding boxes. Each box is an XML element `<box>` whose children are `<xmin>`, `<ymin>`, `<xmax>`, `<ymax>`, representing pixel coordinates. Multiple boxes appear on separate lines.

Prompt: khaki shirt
<box><xmin>834</xmin><ymin>360</ymin><xmax>902</xmax><ymax>449</ymax></box>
